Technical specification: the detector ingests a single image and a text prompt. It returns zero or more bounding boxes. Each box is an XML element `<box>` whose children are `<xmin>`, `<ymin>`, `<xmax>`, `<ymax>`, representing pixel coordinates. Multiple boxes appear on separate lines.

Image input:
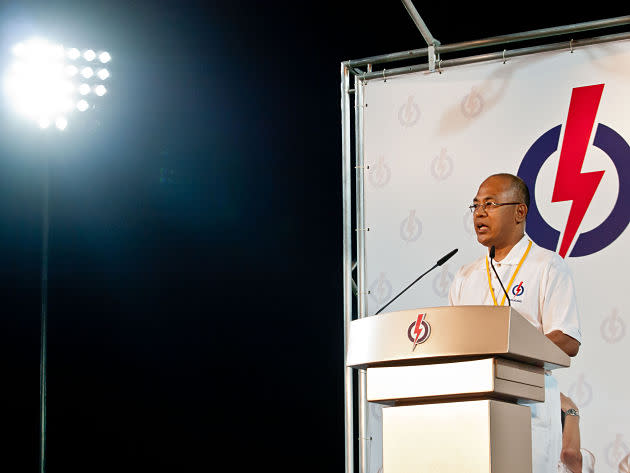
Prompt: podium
<box><xmin>346</xmin><ymin>306</ymin><xmax>570</xmax><ymax>473</ymax></box>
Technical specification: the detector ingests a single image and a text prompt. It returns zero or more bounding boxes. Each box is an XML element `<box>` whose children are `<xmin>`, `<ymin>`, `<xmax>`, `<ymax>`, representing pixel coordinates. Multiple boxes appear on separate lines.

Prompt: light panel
<box><xmin>4</xmin><ymin>37</ymin><xmax>111</xmax><ymax>130</ymax></box>
<box><xmin>97</xmin><ymin>68</ymin><xmax>109</xmax><ymax>80</ymax></box>
<box><xmin>55</xmin><ymin>116</ymin><xmax>67</xmax><ymax>130</ymax></box>
<box><xmin>67</xmin><ymin>48</ymin><xmax>80</xmax><ymax>60</ymax></box>
<box><xmin>77</xmin><ymin>99</ymin><xmax>89</xmax><ymax>112</ymax></box>
<box><xmin>12</xmin><ymin>42</ymin><xmax>26</xmax><ymax>57</ymax></box>
<box><xmin>80</xmin><ymin>67</ymin><xmax>93</xmax><ymax>79</ymax></box>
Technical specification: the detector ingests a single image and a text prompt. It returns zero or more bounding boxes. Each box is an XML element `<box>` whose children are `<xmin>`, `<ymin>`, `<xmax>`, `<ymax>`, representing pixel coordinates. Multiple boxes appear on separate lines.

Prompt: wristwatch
<box><xmin>565</xmin><ymin>408</ymin><xmax>580</xmax><ymax>417</ymax></box>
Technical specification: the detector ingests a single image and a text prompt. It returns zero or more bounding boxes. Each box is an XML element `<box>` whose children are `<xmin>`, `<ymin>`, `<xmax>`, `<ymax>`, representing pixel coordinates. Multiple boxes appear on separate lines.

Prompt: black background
<box><xmin>1</xmin><ymin>2</ymin><xmax>627</xmax><ymax>472</ymax></box>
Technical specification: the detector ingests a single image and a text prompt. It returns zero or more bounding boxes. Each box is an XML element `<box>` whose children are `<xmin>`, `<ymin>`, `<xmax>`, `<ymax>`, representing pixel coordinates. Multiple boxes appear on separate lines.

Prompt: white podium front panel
<box><xmin>383</xmin><ymin>400</ymin><xmax>532</xmax><ymax>473</ymax></box>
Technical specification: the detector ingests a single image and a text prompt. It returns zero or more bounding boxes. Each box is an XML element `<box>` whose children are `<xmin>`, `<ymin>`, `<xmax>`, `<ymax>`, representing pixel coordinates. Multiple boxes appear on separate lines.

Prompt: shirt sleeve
<box><xmin>540</xmin><ymin>255</ymin><xmax>582</xmax><ymax>344</ymax></box>
<box><xmin>581</xmin><ymin>449</ymin><xmax>595</xmax><ymax>473</ymax></box>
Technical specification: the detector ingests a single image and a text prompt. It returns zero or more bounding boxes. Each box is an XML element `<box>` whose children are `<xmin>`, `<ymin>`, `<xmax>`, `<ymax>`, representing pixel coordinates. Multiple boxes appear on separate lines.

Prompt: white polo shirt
<box><xmin>449</xmin><ymin>235</ymin><xmax>582</xmax><ymax>473</ymax></box>
<box><xmin>448</xmin><ymin>235</ymin><xmax>582</xmax><ymax>343</ymax></box>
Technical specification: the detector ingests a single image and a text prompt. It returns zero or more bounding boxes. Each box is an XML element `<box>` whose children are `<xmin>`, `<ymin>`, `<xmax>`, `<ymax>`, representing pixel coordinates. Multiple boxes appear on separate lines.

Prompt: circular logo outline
<box><xmin>511</xmin><ymin>281</ymin><xmax>525</xmax><ymax>297</ymax></box>
<box><xmin>431</xmin><ymin>150</ymin><xmax>454</xmax><ymax>181</ymax></box>
<box><xmin>368</xmin><ymin>156</ymin><xmax>391</xmax><ymax>188</ymax></box>
<box><xmin>407</xmin><ymin>320</ymin><xmax>431</xmax><ymax>345</ymax></box>
<box><xmin>433</xmin><ymin>267</ymin><xmax>454</xmax><ymax>298</ymax></box>
<box><xmin>398</xmin><ymin>96</ymin><xmax>421</xmax><ymax>127</ymax></box>
<box><xmin>461</xmin><ymin>88</ymin><xmax>484</xmax><ymax>118</ymax></box>
<box><xmin>400</xmin><ymin>211</ymin><xmax>422</xmax><ymax>242</ymax></box>
<box><xmin>601</xmin><ymin>309</ymin><xmax>626</xmax><ymax>344</ymax></box>
<box><xmin>518</xmin><ymin>123</ymin><xmax>630</xmax><ymax>257</ymax></box>
<box><xmin>369</xmin><ymin>274</ymin><xmax>393</xmax><ymax>305</ymax></box>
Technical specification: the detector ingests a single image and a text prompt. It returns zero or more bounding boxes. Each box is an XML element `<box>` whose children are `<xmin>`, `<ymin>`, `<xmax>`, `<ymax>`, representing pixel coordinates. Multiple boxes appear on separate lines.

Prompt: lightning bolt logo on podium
<box><xmin>412</xmin><ymin>313</ymin><xmax>426</xmax><ymax>350</ymax></box>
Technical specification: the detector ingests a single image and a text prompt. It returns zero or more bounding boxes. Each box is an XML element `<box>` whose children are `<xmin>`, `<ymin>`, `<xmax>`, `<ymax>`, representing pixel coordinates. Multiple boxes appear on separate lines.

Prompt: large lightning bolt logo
<box><xmin>552</xmin><ymin>85</ymin><xmax>605</xmax><ymax>258</ymax></box>
<box><xmin>518</xmin><ymin>84</ymin><xmax>630</xmax><ymax>258</ymax></box>
<box><xmin>407</xmin><ymin>313</ymin><xmax>431</xmax><ymax>350</ymax></box>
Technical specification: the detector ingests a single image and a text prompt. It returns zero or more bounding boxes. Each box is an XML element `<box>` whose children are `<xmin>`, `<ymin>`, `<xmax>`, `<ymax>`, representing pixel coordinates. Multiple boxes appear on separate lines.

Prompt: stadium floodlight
<box><xmin>4</xmin><ymin>36</ymin><xmax>112</xmax><ymax>473</ymax></box>
<box><xmin>55</xmin><ymin>116</ymin><xmax>67</xmax><ymax>130</ymax></box>
<box><xmin>76</xmin><ymin>99</ymin><xmax>89</xmax><ymax>111</ymax></box>
<box><xmin>4</xmin><ymin>37</ymin><xmax>111</xmax><ymax>131</ymax></box>
<box><xmin>12</xmin><ymin>42</ymin><xmax>27</xmax><ymax>56</ymax></box>
<box><xmin>94</xmin><ymin>85</ymin><xmax>107</xmax><ymax>96</ymax></box>
<box><xmin>97</xmin><ymin>68</ymin><xmax>109</xmax><ymax>80</ymax></box>
<box><xmin>80</xmin><ymin>67</ymin><xmax>93</xmax><ymax>78</ymax></box>
<box><xmin>67</xmin><ymin>47</ymin><xmax>80</xmax><ymax>60</ymax></box>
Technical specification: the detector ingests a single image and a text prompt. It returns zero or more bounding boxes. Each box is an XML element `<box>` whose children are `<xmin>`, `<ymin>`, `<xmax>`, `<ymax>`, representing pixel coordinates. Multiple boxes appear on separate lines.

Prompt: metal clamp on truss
<box><xmin>428</xmin><ymin>41</ymin><xmax>441</xmax><ymax>72</ymax></box>
<box><xmin>428</xmin><ymin>44</ymin><xmax>436</xmax><ymax>72</ymax></box>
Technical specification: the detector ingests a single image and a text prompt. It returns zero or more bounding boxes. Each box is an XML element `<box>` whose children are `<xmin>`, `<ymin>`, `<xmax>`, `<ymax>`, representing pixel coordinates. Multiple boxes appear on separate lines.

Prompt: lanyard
<box><xmin>485</xmin><ymin>240</ymin><xmax>532</xmax><ymax>306</ymax></box>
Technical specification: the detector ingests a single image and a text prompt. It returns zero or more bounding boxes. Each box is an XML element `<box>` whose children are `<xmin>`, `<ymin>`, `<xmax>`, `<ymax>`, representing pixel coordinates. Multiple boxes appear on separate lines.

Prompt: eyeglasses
<box><xmin>469</xmin><ymin>202</ymin><xmax>522</xmax><ymax>214</ymax></box>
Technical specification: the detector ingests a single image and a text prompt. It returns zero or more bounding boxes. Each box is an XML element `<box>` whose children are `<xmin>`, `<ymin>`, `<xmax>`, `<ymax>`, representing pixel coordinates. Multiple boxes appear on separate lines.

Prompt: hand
<box><xmin>560</xmin><ymin>392</ymin><xmax>578</xmax><ymax>413</ymax></box>
<box><xmin>546</xmin><ymin>330</ymin><xmax>580</xmax><ymax>357</ymax></box>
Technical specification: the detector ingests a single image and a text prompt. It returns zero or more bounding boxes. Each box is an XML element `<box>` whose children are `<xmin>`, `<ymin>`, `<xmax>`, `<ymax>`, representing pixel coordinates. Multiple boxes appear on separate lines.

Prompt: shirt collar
<box><xmin>488</xmin><ymin>235</ymin><xmax>530</xmax><ymax>265</ymax></box>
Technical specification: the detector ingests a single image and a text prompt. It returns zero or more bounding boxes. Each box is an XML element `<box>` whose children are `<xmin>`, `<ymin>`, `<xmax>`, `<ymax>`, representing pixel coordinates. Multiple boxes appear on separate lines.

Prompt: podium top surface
<box><xmin>346</xmin><ymin>306</ymin><xmax>570</xmax><ymax>370</ymax></box>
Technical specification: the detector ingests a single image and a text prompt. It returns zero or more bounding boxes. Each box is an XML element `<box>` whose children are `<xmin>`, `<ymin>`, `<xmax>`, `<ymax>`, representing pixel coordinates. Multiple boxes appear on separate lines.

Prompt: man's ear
<box><xmin>515</xmin><ymin>204</ymin><xmax>528</xmax><ymax>224</ymax></box>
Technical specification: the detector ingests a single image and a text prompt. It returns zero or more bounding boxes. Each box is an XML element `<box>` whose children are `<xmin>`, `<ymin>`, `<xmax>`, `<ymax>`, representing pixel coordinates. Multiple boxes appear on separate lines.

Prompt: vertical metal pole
<box><xmin>353</xmin><ymin>80</ymin><xmax>366</xmax><ymax>338</ymax></box>
<box><xmin>341</xmin><ymin>62</ymin><xmax>354</xmax><ymax>473</ymax></box>
<box><xmin>354</xmin><ymin>76</ymin><xmax>368</xmax><ymax>473</ymax></box>
<box><xmin>39</xmin><ymin>158</ymin><xmax>49</xmax><ymax>473</ymax></box>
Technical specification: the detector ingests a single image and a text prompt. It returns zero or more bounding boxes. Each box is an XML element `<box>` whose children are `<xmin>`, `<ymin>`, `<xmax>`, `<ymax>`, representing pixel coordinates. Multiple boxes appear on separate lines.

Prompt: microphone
<box><xmin>375</xmin><ymin>248</ymin><xmax>458</xmax><ymax>315</ymax></box>
<box><xmin>436</xmin><ymin>248</ymin><xmax>458</xmax><ymax>267</ymax></box>
<box><xmin>489</xmin><ymin>246</ymin><xmax>511</xmax><ymax>307</ymax></box>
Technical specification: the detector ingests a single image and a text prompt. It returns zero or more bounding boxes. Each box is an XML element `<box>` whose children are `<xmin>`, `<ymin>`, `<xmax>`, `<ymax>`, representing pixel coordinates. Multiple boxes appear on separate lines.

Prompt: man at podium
<box><xmin>449</xmin><ymin>173</ymin><xmax>582</xmax><ymax>473</ymax></box>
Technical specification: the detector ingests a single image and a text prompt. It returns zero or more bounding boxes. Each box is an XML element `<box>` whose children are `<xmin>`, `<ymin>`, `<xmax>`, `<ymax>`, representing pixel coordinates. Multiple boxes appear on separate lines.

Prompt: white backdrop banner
<box><xmin>361</xmin><ymin>40</ymin><xmax>630</xmax><ymax>473</ymax></box>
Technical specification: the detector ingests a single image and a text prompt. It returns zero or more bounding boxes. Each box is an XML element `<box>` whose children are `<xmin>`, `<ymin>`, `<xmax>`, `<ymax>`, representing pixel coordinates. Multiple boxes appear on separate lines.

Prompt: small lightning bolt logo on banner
<box><xmin>552</xmin><ymin>84</ymin><xmax>606</xmax><ymax>258</ymax></box>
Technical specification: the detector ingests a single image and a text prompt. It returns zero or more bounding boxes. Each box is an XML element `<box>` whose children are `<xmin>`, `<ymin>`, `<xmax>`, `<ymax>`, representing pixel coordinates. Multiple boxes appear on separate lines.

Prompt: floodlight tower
<box><xmin>4</xmin><ymin>37</ymin><xmax>111</xmax><ymax>473</ymax></box>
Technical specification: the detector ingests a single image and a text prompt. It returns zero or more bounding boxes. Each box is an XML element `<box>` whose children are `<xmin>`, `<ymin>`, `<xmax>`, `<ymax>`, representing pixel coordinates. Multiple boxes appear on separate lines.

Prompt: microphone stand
<box><xmin>375</xmin><ymin>249</ymin><xmax>458</xmax><ymax>315</ymax></box>
<box><xmin>489</xmin><ymin>246</ymin><xmax>511</xmax><ymax>307</ymax></box>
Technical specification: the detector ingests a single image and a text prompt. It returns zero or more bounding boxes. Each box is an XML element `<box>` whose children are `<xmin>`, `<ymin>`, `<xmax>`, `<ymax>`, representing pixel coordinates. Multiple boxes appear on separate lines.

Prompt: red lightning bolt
<box><xmin>552</xmin><ymin>84</ymin><xmax>606</xmax><ymax>258</ymax></box>
<box><xmin>412</xmin><ymin>313</ymin><xmax>426</xmax><ymax>350</ymax></box>
<box><xmin>514</xmin><ymin>281</ymin><xmax>523</xmax><ymax>295</ymax></box>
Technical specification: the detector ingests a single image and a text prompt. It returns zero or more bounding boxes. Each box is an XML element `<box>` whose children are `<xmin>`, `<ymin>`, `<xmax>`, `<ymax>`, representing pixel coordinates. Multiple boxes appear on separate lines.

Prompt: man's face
<box><xmin>472</xmin><ymin>176</ymin><xmax>520</xmax><ymax>248</ymax></box>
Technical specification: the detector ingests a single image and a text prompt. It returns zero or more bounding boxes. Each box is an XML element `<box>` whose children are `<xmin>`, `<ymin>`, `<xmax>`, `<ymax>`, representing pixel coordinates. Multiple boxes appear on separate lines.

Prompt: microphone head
<box><xmin>489</xmin><ymin>246</ymin><xmax>496</xmax><ymax>259</ymax></box>
<box><xmin>436</xmin><ymin>248</ymin><xmax>458</xmax><ymax>266</ymax></box>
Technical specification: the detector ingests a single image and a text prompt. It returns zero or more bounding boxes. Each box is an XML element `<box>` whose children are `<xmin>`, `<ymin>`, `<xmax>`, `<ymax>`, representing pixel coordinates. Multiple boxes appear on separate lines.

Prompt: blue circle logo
<box><xmin>517</xmin><ymin>86</ymin><xmax>630</xmax><ymax>258</ymax></box>
<box><xmin>512</xmin><ymin>281</ymin><xmax>525</xmax><ymax>297</ymax></box>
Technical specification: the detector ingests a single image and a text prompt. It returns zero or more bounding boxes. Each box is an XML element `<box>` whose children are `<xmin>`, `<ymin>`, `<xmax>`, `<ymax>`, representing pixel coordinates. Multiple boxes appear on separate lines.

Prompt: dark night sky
<box><xmin>1</xmin><ymin>2</ymin><xmax>628</xmax><ymax>472</ymax></box>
